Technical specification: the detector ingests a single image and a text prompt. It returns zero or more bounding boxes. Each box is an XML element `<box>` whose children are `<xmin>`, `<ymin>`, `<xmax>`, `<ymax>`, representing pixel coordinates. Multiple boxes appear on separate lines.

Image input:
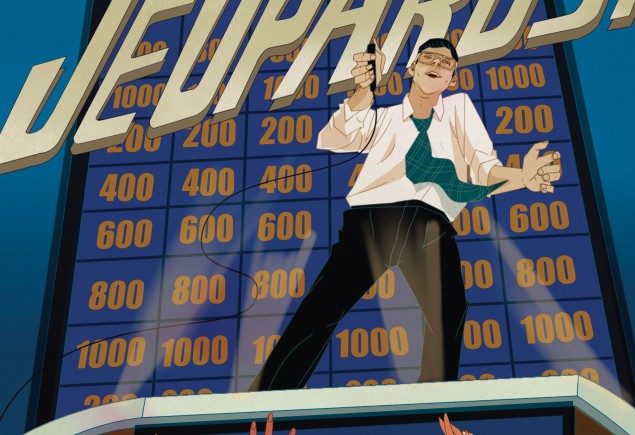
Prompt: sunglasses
<box><xmin>417</xmin><ymin>51</ymin><xmax>457</xmax><ymax>70</ymax></box>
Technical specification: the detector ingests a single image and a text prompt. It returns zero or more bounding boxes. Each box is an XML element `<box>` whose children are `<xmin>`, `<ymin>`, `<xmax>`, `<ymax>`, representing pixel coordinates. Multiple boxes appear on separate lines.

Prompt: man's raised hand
<box><xmin>351</xmin><ymin>40</ymin><xmax>386</xmax><ymax>90</ymax></box>
<box><xmin>348</xmin><ymin>40</ymin><xmax>387</xmax><ymax>111</ymax></box>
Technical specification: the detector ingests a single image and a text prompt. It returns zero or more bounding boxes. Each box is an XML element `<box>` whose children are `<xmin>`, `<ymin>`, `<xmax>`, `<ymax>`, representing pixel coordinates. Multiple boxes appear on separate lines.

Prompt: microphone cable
<box><xmin>0</xmin><ymin>90</ymin><xmax>380</xmax><ymax>426</ymax></box>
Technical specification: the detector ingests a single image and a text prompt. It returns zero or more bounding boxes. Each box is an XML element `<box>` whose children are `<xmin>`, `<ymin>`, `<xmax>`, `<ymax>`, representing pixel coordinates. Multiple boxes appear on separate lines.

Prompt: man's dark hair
<box><xmin>417</xmin><ymin>38</ymin><xmax>459</xmax><ymax>62</ymax></box>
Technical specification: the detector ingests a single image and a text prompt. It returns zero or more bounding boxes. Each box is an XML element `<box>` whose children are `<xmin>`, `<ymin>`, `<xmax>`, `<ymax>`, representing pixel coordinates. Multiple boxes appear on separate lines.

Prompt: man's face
<box><xmin>410</xmin><ymin>47</ymin><xmax>457</xmax><ymax>95</ymax></box>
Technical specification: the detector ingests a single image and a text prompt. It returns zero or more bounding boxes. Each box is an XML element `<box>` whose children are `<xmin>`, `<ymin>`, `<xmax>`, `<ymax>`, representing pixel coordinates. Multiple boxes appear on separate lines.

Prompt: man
<box><xmin>250</xmin><ymin>38</ymin><xmax>561</xmax><ymax>391</ymax></box>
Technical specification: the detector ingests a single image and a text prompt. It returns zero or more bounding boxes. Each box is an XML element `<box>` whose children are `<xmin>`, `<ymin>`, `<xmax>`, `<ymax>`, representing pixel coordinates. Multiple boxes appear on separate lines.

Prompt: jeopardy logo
<box><xmin>1</xmin><ymin>0</ymin><xmax>633</xmax><ymax>173</ymax></box>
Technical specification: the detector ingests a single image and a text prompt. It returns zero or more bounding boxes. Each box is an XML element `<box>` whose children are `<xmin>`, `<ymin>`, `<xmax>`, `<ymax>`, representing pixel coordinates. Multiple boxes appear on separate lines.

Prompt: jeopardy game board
<box><xmin>34</xmin><ymin>0</ymin><xmax>634</xmax><ymax>421</ymax></box>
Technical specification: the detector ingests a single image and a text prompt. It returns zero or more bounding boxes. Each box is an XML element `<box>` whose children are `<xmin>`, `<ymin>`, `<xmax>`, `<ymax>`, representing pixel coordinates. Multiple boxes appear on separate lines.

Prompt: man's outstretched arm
<box><xmin>458</xmin><ymin>94</ymin><xmax>561</xmax><ymax>194</ymax></box>
<box><xmin>488</xmin><ymin>140</ymin><xmax>561</xmax><ymax>194</ymax></box>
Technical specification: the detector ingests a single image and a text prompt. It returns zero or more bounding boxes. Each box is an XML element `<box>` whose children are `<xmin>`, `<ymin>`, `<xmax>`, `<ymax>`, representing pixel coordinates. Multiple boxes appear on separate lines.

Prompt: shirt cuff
<box><xmin>338</xmin><ymin>98</ymin><xmax>372</xmax><ymax>136</ymax></box>
<box><xmin>473</xmin><ymin>153</ymin><xmax>502</xmax><ymax>186</ymax></box>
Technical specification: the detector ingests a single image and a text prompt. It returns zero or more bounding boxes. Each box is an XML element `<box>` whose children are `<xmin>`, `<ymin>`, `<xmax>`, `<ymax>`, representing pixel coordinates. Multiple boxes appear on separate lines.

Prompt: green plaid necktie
<box><xmin>405</xmin><ymin>113</ymin><xmax>505</xmax><ymax>203</ymax></box>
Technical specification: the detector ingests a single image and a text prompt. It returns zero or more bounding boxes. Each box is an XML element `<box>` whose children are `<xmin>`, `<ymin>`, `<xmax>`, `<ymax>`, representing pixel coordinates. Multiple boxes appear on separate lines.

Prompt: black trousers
<box><xmin>249</xmin><ymin>200</ymin><xmax>468</xmax><ymax>391</ymax></box>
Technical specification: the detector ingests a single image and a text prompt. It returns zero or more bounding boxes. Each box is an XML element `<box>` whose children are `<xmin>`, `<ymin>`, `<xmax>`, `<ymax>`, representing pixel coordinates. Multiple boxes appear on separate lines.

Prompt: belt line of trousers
<box><xmin>249</xmin><ymin>201</ymin><xmax>468</xmax><ymax>391</ymax></box>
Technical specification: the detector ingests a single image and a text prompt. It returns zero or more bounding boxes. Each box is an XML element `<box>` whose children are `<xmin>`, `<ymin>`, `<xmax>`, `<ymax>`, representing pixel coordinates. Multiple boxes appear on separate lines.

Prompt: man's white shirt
<box><xmin>318</xmin><ymin>93</ymin><xmax>503</xmax><ymax>220</ymax></box>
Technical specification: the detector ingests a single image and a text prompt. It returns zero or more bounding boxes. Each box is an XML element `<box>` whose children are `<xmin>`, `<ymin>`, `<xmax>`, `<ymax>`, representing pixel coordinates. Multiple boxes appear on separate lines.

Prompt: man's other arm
<box><xmin>457</xmin><ymin>93</ymin><xmax>560</xmax><ymax>194</ymax></box>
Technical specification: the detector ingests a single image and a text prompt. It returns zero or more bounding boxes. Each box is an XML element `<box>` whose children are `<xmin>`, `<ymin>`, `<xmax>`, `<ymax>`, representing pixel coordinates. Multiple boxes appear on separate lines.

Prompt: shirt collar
<box><xmin>402</xmin><ymin>93</ymin><xmax>445</xmax><ymax>122</ymax></box>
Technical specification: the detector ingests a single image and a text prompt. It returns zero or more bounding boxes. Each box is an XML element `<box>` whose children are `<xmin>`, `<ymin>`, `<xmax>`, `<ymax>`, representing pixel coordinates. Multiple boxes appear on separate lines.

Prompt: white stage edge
<box><xmin>27</xmin><ymin>376</ymin><xmax>635</xmax><ymax>434</ymax></box>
